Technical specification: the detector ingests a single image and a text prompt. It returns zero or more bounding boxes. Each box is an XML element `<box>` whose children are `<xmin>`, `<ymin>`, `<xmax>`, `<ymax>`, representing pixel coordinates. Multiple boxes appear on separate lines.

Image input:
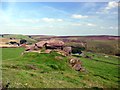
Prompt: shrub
<box><xmin>72</xmin><ymin>46</ymin><xmax>85</xmax><ymax>54</ymax></box>
<box><xmin>20</xmin><ymin>39</ymin><xmax>27</xmax><ymax>44</ymax></box>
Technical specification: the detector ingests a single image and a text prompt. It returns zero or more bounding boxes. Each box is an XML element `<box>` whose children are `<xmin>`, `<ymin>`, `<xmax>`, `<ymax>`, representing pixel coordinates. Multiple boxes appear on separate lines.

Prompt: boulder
<box><xmin>69</xmin><ymin>57</ymin><xmax>83</xmax><ymax>71</ymax></box>
<box><xmin>47</xmin><ymin>39</ymin><xmax>65</xmax><ymax>47</ymax></box>
<box><xmin>35</xmin><ymin>41</ymin><xmax>47</xmax><ymax>48</ymax></box>
<box><xmin>63</xmin><ymin>47</ymin><xmax>72</xmax><ymax>54</ymax></box>
<box><xmin>25</xmin><ymin>45</ymin><xmax>35</xmax><ymax>51</ymax></box>
<box><xmin>69</xmin><ymin>58</ymin><xmax>80</xmax><ymax>66</ymax></box>
<box><xmin>73</xmin><ymin>63</ymin><xmax>82</xmax><ymax>71</ymax></box>
<box><xmin>105</xmin><ymin>55</ymin><xmax>109</xmax><ymax>58</ymax></box>
<box><xmin>44</xmin><ymin>49</ymin><xmax>52</xmax><ymax>53</ymax></box>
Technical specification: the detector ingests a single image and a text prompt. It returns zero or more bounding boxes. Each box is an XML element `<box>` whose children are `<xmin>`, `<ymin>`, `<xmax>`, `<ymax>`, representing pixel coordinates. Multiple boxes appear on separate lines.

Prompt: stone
<box><xmin>73</xmin><ymin>63</ymin><xmax>82</xmax><ymax>71</ymax></box>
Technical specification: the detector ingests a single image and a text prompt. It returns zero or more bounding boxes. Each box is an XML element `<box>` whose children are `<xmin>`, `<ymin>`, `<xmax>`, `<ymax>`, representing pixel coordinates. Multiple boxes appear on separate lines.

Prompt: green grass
<box><xmin>3</xmin><ymin>34</ymin><xmax>37</xmax><ymax>43</ymax></box>
<box><xmin>2</xmin><ymin>48</ymin><xmax>25</xmax><ymax>60</ymax></box>
<box><xmin>86</xmin><ymin>52</ymin><xmax>119</xmax><ymax>65</ymax></box>
<box><xmin>2</xmin><ymin>48</ymin><xmax>119</xmax><ymax>88</ymax></box>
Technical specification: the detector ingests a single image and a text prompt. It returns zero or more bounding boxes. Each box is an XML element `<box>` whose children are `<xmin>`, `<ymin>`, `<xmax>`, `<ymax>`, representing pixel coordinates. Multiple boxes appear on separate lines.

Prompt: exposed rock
<box><xmin>25</xmin><ymin>45</ymin><xmax>35</xmax><ymax>51</ymax></box>
<box><xmin>69</xmin><ymin>58</ymin><xmax>80</xmax><ymax>66</ymax></box>
<box><xmin>104</xmin><ymin>55</ymin><xmax>109</xmax><ymax>58</ymax></box>
<box><xmin>63</xmin><ymin>47</ymin><xmax>72</xmax><ymax>55</ymax></box>
<box><xmin>25</xmin><ymin>39</ymin><xmax>65</xmax><ymax>52</ymax></box>
<box><xmin>47</xmin><ymin>39</ymin><xmax>65</xmax><ymax>47</ymax></box>
<box><xmin>44</xmin><ymin>49</ymin><xmax>52</xmax><ymax>53</ymax></box>
<box><xmin>35</xmin><ymin>41</ymin><xmax>47</xmax><ymax>48</ymax></box>
<box><xmin>73</xmin><ymin>63</ymin><xmax>82</xmax><ymax>71</ymax></box>
<box><xmin>69</xmin><ymin>57</ymin><xmax>83</xmax><ymax>71</ymax></box>
<box><xmin>56</xmin><ymin>50</ymin><xmax>68</xmax><ymax>56</ymax></box>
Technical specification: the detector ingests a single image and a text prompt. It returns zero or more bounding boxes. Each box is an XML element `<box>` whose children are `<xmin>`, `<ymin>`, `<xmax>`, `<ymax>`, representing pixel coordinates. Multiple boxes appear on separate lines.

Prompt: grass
<box><xmin>2</xmin><ymin>48</ymin><xmax>119</xmax><ymax>88</ymax></box>
<box><xmin>2</xmin><ymin>48</ymin><xmax>25</xmax><ymax>60</ymax></box>
<box><xmin>3</xmin><ymin>34</ymin><xmax>37</xmax><ymax>43</ymax></box>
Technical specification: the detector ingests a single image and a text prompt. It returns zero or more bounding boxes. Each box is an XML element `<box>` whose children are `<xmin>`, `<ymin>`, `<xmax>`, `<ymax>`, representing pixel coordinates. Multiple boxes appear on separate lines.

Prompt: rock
<box><xmin>44</xmin><ymin>49</ymin><xmax>52</xmax><ymax>53</ymax></box>
<box><xmin>69</xmin><ymin>57</ymin><xmax>83</xmax><ymax>71</ymax></box>
<box><xmin>25</xmin><ymin>45</ymin><xmax>35</xmax><ymax>51</ymax></box>
<box><xmin>69</xmin><ymin>58</ymin><xmax>80</xmax><ymax>66</ymax></box>
<box><xmin>69</xmin><ymin>58</ymin><xmax>76</xmax><ymax>65</ymax></box>
<box><xmin>47</xmin><ymin>39</ymin><xmax>65</xmax><ymax>47</ymax></box>
<box><xmin>36</xmin><ymin>41</ymin><xmax>47</xmax><ymax>48</ymax></box>
<box><xmin>73</xmin><ymin>63</ymin><xmax>82</xmax><ymax>71</ymax></box>
<box><xmin>56</xmin><ymin>50</ymin><xmax>68</xmax><ymax>56</ymax></box>
<box><xmin>105</xmin><ymin>55</ymin><xmax>109</xmax><ymax>58</ymax></box>
<box><xmin>63</xmin><ymin>47</ymin><xmax>72</xmax><ymax>54</ymax></box>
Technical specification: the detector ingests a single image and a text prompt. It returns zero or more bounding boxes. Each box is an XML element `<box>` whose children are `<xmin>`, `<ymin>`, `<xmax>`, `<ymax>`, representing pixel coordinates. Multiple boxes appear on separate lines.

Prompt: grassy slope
<box><xmin>2</xmin><ymin>48</ymin><xmax>119</xmax><ymax>88</ymax></box>
<box><xmin>2</xmin><ymin>48</ymin><xmax>25</xmax><ymax>60</ymax></box>
<box><xmin>3</xmin><ymin>34</ymin><xmax>37</xmax><ymax>43</ymax></box>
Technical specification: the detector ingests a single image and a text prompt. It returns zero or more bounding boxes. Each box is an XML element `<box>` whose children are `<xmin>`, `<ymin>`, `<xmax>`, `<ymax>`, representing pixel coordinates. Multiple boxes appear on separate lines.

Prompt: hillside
<box><xmin>1</xmin><ymin>34</ymin><xmax>37</xmax><ymax>44</ymax></box>
<box><xmin>2</xmin><ymin>48</ymin><xmax>119</xmax><ymax>88</ymax></box>
<box><xmin>31</xmin><ymin>35</ymin><xmax>120</xmax><ymax>41</ymax></box>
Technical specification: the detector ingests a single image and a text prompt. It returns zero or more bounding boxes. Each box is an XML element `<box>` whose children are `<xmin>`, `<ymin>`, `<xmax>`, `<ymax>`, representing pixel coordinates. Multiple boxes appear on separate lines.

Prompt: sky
<box><xmin>0</xmin><ymin>1</ymin><xmax>119</xmax><ymax>36</ymax></box>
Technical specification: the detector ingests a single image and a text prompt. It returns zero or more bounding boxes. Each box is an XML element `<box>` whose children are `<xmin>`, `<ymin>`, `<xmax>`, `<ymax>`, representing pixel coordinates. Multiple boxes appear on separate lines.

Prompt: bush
<box><xmin>20</xmin><ymin>39</ymin><xmax>27</xmax><ymax>44</ymax></box>
<box><xmin>72</xmin><ymin>46</ymin><xmax>85</xmax><ymax>54</ymax></box>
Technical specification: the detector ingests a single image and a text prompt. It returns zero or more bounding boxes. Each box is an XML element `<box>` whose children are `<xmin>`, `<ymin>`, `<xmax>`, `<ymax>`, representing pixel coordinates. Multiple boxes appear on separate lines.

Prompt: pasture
<box><xmin>1</xmin><ymin>48</ymin><xmax>119</xmax><ymax>88</ymax></box>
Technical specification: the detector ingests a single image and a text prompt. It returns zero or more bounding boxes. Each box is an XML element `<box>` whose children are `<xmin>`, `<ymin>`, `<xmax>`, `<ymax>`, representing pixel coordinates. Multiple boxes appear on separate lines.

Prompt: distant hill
<box><xmin>1</xmin><ymin>34</ymin><xmax>37</xmax><ymax>43</ymax></box>
<box><xmin>30</xmin><ymin>35</ymin><xmax>120</xmax><ymax>41</ymax></box>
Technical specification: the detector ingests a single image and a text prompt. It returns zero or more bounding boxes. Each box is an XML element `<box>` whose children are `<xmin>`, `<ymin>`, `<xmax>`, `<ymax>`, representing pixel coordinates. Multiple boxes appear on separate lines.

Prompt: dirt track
<box><xmin>0</xmin><ymin>44</ymin><xmax>19</xmax><ymax>48</ymax></box>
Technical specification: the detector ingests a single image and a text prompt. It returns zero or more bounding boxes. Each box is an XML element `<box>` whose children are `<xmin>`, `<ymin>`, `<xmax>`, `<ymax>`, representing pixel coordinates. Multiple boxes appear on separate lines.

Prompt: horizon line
<box><xmin>0</xmin><ymin>33</ymin><xmax>119</xmax><ymax>37</ymax></box>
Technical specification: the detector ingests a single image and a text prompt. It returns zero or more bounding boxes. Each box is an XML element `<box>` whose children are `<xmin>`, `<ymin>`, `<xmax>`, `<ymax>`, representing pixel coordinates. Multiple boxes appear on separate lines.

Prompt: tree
<box><xmin>1</xmin><ymin>35</ymin><xmax>4</xmax><ymax>37</ymax></box>
<box><xmin>71</xmin><ymin>46</ymin><xmax>85</xmax><ymax>54</ymax></box>
<box><xmin>28</xmin><ymin>36</ymin><xmax>32</xmax><ymax>38</ymax></box>
<box><xmin>20</xmin><ymin>39</ymin><xmax>27</xmax><ymax>44</ymax></box>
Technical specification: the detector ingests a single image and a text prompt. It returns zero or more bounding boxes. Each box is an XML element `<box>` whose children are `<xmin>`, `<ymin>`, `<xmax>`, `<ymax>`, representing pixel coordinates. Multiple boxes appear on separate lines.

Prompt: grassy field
<box><xmin>2</xmin><ymin>48</ymin><xmax>119</xmax><ymax>88</ymax></box>
<box><xmin>2</xmin><ymin>48</ymin><xmax>25</xmax><ymax>60</ymax></box>
<box><xmin>3</xmin><ymin>34</ymin><xmax>37</xmax><ymax>44</ymax></box>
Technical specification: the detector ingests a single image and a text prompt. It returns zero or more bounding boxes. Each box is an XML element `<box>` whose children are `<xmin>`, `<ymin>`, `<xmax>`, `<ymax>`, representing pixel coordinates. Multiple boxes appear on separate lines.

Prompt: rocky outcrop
<box><xmin>63</xmin><ymin>47</ymin><xmax>72</xmax><ymax>55</ymax></box>
<box><xmin>35</xmin><ymin>41</ymin><xmax>47</xmax><ymax>48</ymax></box>
<box><xmin>24</xmin><ymin>39</ymin><xmax>72</xmax><ymax>56</ymax></box>
<box><xmin>73</xmin><ymin>63</ymin><xmax>82</xmax><ymax>71</ymax></box>
<box><xmin>46</xmin><ymin>39</ymin><xmax>65</xmax><ymax>47</ymax></box>
<box><xmin>69</xmin><ymin>57</ymin><xmax>83</xmax><ymax>71</ymax></box>
<box><xmin>25</xmin><ymin>39</ymin><xmax>65</xmax><ymax>51</ymax></box>
<box><xmin>45</xmin><ymin>39</ymin><xmax>64</xmax><ymax>50</ymax></box>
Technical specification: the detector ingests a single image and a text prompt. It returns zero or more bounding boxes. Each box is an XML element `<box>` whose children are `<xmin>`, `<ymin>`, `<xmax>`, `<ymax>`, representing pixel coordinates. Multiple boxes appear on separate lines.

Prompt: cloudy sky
<box><xmin>0</xmin><ymin>1</ymin><xmax>119</xmax><ymax>36</ymax></box>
